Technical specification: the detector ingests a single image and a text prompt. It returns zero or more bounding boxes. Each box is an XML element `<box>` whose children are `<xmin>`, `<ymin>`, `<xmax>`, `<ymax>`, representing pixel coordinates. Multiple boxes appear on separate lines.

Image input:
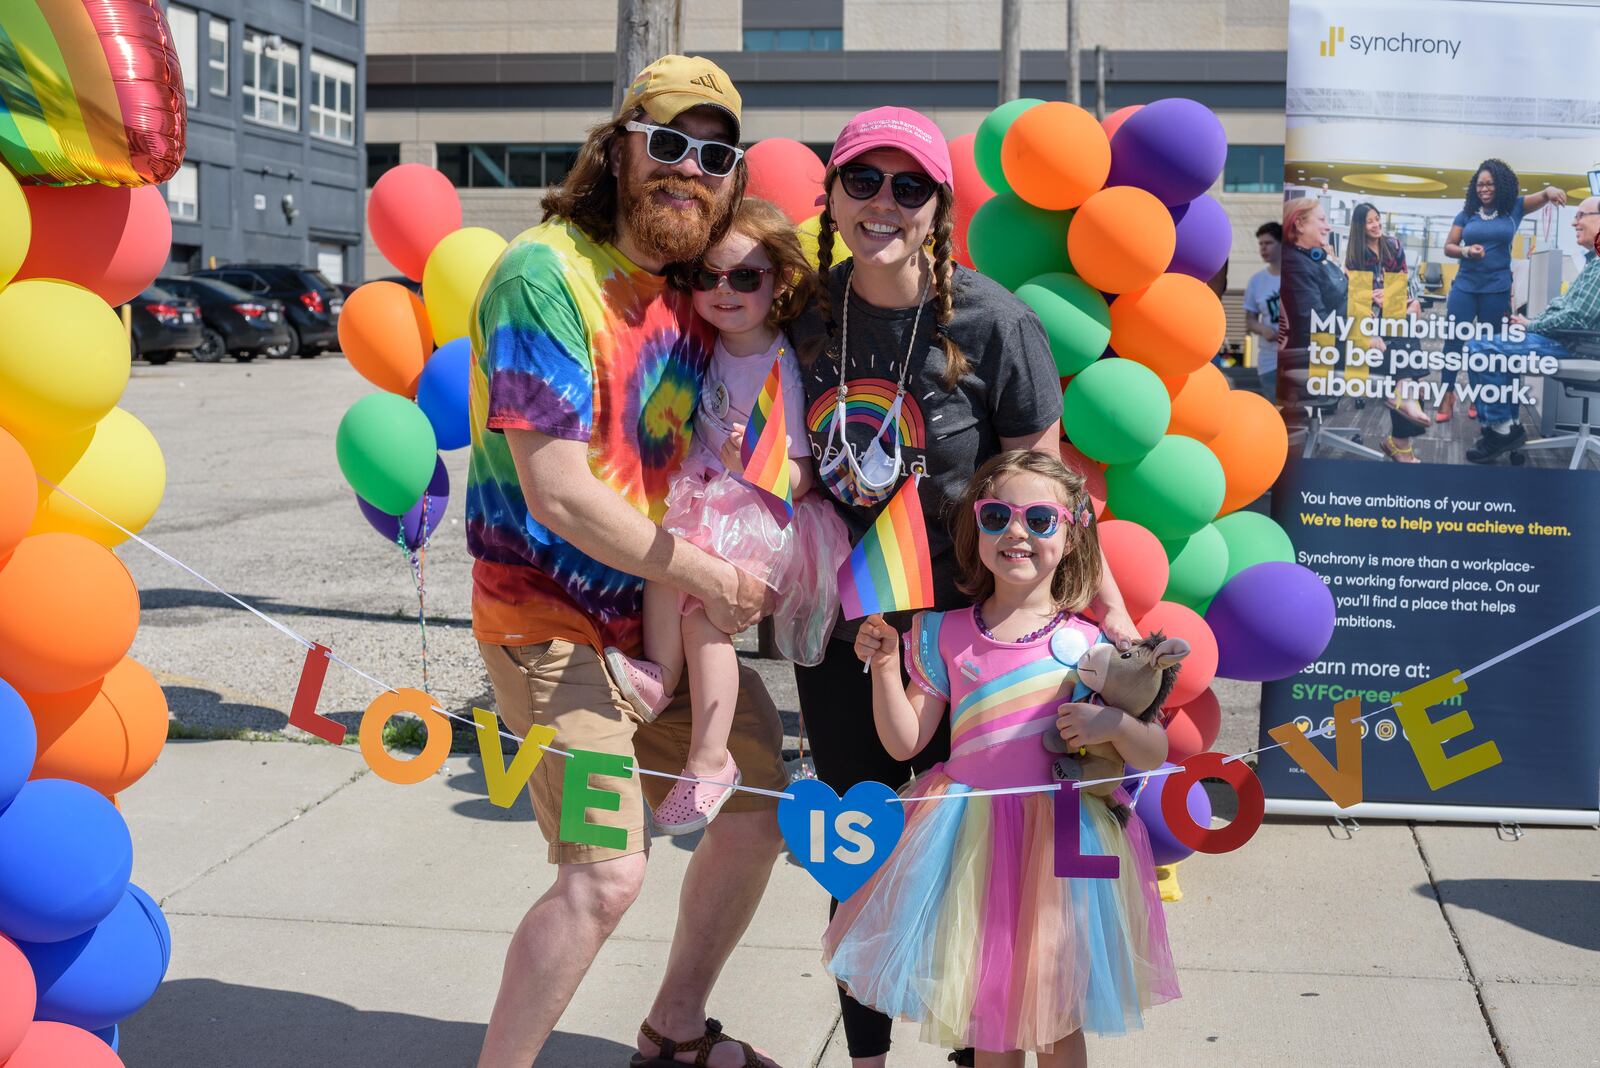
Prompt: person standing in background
<box><xmin>1244</xmin><ymin>221</ymin><xmax>1282</xmax><ymax>396</ymax></box>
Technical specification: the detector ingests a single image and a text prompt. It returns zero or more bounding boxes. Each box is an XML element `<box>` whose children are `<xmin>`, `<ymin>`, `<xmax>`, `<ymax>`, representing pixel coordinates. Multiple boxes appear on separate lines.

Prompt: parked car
<box><xmin>376</xmin><ymin>275</ymin><xmax>423</xmax><ymax>295</ymax></box>
<box><xmin>127</xmin><ymin>285</ymin><xmax>204</xmax><ymax>365</ymax></box>
<box><xmin>191</xmin><ymin>264</ymin><xmax>343</xmax><ymax>357</ymax></box>
<box><xmin>160</xmin><ymin>276</ymin><xmax>294</xmax><ymax>361</ymax></box>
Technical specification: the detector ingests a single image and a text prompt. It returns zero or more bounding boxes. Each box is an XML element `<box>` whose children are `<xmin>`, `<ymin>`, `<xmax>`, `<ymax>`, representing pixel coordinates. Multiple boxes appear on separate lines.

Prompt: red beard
<box><xmin>618</xmin><ymin>173</ymin><xmax>724</xmax><ymax>263</ymax></box>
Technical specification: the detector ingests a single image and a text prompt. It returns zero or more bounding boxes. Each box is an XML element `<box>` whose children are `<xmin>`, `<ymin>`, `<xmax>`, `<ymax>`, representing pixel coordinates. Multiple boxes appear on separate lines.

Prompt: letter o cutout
<box><xmin>359</xmin><ymin>687</ymin><xmax>452</xmax><ymax>784</ymax></box>
<box><xmin>1159</xmin><ymin>751</ymin><xmax>1266</xmax><ymax>854</ymax></box>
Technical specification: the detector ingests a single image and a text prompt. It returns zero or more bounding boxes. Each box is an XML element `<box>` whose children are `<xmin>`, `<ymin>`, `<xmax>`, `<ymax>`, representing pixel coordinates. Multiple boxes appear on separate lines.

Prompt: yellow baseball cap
<box><xmin>618</xmin><ymin>55</ymin><xmax>742</xmax><ymax>141</ymax></box>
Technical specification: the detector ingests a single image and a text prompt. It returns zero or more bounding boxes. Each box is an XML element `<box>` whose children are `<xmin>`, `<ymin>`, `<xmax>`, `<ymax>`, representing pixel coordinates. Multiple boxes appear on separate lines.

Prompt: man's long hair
<box><xmin>541</xmin><ymin>110</ymin><xmax>747</xmax><ymax>247</ymax></box>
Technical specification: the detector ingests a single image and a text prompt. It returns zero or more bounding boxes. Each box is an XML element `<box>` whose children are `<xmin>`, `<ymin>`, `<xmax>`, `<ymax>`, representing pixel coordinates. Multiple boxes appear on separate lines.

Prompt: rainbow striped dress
<box><xmin>823</xmin><ymin>607</ymin><xmax>1180</xmax><ymax>1054</ymax></box>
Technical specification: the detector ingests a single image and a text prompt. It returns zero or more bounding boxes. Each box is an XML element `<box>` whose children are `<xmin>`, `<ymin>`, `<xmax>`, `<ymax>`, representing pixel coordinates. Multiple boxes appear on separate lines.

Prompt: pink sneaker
<box><xmin>652</xmin><ymin>752</ymin><xmax>741</xmax><ymax>836</ymax></box>
<box><xmin>604</xmin><ymin>647</ymin><xmax>671</xmax><ymax>722</ymax></box>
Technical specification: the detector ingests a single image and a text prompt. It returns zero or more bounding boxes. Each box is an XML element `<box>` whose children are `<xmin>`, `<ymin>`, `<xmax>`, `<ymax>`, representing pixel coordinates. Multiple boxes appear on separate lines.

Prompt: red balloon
<box><xmin>2</xmin><ymin>1020</ymin><xmax>125</xmax><ymax>1068</ymax></box>
<box><xmin>1164</xmin><ymin>687</ymin><xmax>1221</xmax><ymax>762</ymax></box>
<box><xmin>1097</xmin><ymin>520</ymin><xmax>1168</xmax><ymax>621</ymax></box>
<box><xmin>16</xmin><ymin>186</ymin><xmax>171</xmax><ymax>307</ymax></box>
<box><xmin>948</xmin><ymin>133</ymin><xmax>995</xmax><ymax>270</ymax></box>
<box><xmin>0</xmin><ymin>935</ymin><xmax>33</xmax><ymax>1062</ymax></box>
<box><xmin>368</xmin><ymin>164</ymin><xmax>463</xmax><ymax>282</ymax></box>
<box><xmin>1137</xmin><ymin>601</ymin><xmax>1217</xmax><ymax>707</ymax></box>
<box><xmin>744</xmin><ymin>139</ymin><xmax>825</xmax><ymax>225</ymax></box>
<box><xmin>1060</xmin><ymin>443</ymin><xmax>1107</xmax><ymax>519</ymax></box>
<box><xmin>1102</xmin><ymin>105</ymin><xmax>1143</xmax><ymax>142</ymax></box>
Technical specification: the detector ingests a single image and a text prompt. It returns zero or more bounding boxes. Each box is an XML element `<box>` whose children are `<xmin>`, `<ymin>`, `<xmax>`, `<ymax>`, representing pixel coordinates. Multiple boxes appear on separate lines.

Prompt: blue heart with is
<box><xmin>778</xmin><ymin>779</ymin><xmax>904</xmax><ymax>901</ymax></box>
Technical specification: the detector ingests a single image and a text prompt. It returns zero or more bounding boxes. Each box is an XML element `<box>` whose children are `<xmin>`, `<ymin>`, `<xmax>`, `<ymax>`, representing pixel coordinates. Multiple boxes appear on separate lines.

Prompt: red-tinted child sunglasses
<box><xmin>974</xmin><ymin>499</ymin><xmax>1092</xmax><ymax>538</ymax></box>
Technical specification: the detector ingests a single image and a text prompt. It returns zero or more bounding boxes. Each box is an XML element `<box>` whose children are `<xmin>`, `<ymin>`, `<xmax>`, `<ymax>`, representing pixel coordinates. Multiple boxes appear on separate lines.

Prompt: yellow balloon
<box><xmin>422</xmin><ymin>227</ymin><xmax>508</xmax><ymax>347</ymax></box>
<box><xmin>0</xmin><ymin>168</ymin><xmax>28</xmax><ymax>289</ymax></box>
<box><xmin>0</xmin><ymin>280</ymin><xmax>129</xmax><ymax>440</ymax></box>
<box><xmin>796</xmin><ymin>213</ymin><xmax>851</xmax><ymax>271</ymax></box>
<box><xmin>26</xmin><ymin>407</ymin><xmax>165</xmax><ymax>547</ymax></box>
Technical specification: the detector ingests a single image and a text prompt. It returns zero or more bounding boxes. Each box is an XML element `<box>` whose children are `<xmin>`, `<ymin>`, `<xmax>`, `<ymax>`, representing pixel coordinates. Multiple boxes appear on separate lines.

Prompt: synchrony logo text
<box><xmin>1319</xmin><ymin>25</ymin><xmax>1462</xmax><ymax>59</ymax></box>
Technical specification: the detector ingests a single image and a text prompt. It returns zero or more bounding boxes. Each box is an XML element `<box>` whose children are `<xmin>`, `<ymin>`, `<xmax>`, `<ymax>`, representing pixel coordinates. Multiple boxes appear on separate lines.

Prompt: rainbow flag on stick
<box><xmin>838</xmin><ymin>475</ymin><xmax>935</xmax><ymax>619</ymax></box>
<box><xmin>739</xmin><ymin>355</ymin><xmax>794</xmax><ymax>526</ymax></box>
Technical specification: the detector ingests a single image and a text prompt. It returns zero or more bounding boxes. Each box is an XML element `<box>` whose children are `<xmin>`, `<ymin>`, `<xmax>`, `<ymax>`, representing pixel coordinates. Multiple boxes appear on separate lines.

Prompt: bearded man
<box><xmin>466</xmin><ymin>55</ymin><xmax>786</xmax><ymax>1068</ymax></box>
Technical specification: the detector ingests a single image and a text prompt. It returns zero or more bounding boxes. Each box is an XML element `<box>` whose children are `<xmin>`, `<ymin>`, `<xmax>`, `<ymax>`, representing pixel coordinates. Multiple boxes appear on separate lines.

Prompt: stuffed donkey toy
<box><xmin>1044</xmin><ymin>632</ymin><xmax>1191</xmax><ymax>824</ymax></box>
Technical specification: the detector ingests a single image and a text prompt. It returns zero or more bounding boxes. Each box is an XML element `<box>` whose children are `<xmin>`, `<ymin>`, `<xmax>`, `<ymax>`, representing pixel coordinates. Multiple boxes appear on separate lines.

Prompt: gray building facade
<box><xmin>163</xmin><ymin>0</ymin><xmax>365</xmax><ymax>284</ymax></box>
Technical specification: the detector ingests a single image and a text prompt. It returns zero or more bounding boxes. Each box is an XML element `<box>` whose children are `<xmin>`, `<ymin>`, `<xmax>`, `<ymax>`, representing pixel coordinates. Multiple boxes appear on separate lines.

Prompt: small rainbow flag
<box><xmin>837</xmin><ymin>476</ymin><xmax>935</xmax><ymax>619</ymax></box>
<box><xmin>739</xmin><ymin>355</ymin><xmax>793</xmax><ymax>526</ymax></box>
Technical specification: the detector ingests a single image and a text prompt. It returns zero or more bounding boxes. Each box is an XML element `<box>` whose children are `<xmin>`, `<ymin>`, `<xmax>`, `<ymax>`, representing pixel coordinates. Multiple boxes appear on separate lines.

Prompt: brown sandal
<box><xmin>631</xmin><ymin>1018</ymin><xmax>766</xmax><ymax>1067</ymax></box>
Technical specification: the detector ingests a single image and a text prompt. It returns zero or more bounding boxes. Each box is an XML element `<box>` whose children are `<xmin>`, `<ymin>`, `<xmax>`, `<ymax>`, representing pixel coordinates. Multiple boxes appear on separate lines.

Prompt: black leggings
<box><xmin>795</xmin><ymin>635</ymin><xmax>963</xmax><ymax>1061</ymax></box>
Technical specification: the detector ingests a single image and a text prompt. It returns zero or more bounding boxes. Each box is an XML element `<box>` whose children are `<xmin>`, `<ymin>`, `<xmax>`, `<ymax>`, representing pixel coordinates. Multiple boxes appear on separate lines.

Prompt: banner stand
<box><xmin>1264</xmin><ymin>798</ymin><xmax>1600</xmax><ymax>828</ymax></box>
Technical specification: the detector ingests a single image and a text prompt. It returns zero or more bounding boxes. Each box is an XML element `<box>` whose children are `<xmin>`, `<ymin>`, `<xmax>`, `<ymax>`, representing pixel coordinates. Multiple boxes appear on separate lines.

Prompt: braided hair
<box><xmin>802</xmin><ymin>167</ymin><xmax>968</xmax><ymax>389</ymax></box>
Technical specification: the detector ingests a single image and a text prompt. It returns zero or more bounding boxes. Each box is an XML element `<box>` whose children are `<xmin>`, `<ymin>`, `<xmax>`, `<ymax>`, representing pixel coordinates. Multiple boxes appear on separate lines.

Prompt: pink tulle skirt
<box><xmin>663</xmin><ymin>458</ymin><xmax>850</xmax><ymax>667</ymax></box>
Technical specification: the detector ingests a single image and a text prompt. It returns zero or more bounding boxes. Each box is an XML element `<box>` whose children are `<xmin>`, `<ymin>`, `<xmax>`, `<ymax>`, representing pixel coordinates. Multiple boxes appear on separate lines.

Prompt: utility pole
<box><xmin>1000</xmin><ymin>0</ymin><xmax>1021</xmax><ymax>104</ymax></box>
<box><xmin>613</xmin><ymin>0</ymin><xmax>682</xmax><ymax>116</ymax></box>
<box><xmin>1094</xmin><ymin>44</ymin><xmax>1106</xmax><ymax>119</ymax></box>
<box><xmin>1067</xmin><ymin>0</ymin><xmax>1081</xmax><ymax>105</ymax></box>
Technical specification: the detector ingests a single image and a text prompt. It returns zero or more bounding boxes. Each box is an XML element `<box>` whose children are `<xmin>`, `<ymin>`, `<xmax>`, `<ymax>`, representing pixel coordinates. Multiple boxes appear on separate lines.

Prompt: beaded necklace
<box><xmin>973</xmin><ymin>603</ymin><xmax>1066</xmax><ymax>644</ymax></box>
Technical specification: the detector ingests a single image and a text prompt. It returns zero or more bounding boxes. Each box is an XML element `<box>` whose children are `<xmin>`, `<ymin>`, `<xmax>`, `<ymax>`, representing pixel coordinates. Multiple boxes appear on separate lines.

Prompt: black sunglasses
<box><xmin>691</xmin><ymin>266</ymin><xmax>774</xmax><ymax>293</ymax></box>
<box><xmin>624</xmin><ymin>120</ymin><xmax>743</xmax><ymax>177</ymax></box>
<box><xmin>837</xmin><ymin>163</ymin><xmax>939</xmax><ymax>209</ymax></box>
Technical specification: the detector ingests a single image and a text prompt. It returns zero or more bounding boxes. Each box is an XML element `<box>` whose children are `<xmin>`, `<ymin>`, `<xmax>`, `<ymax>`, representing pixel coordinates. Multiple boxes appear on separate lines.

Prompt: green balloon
<box><xmin>1162</xmin><ymin>523</ymin><xmax>1229</xmax><ymax>612</ymax></box>
<box><xmin>1105</xmin><ymin>435</ymin><xmax>1226</xmax><ymax>541</ymax></box>
<box><xmin>967</xmin><ymin>194</ymin><xmax>1074</xmax><ymax>292</ymax></box>
<box><xmin>1062</xmin><ymin>358</ymin><xmax>1170</xmax><ymax>465</ymax></box>
<box><xmin>975</xmin><ymin>98</ymin><xmax>1044</xmax><ymax>194</ymax></box>
<box><xmin>337</xmin><ymin>393</ymin><xmax>438</xmax><ymax>516</ymax></box>
<box><xmin>1015</xmin><ymin>273</ymin><xmax>1110</xmax><ymax>377</ymax></box>
<box><xmin>1214</xmin><ymin>511</ymin><xmax>1296</xmax><ymax>585</ymax></box>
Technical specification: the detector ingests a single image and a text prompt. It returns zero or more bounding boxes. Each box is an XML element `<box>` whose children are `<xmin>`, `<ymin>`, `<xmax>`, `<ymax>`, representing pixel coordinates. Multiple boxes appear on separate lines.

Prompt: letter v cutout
<box><xmin>1268</xmin><ymin>696</ymin><xmax>1363</xmax><ymax>808</ymax></box>
<box><xmin>474</xmin><ymin>707</ymin><xmax>557</xmax><ymax>808</ymax></box>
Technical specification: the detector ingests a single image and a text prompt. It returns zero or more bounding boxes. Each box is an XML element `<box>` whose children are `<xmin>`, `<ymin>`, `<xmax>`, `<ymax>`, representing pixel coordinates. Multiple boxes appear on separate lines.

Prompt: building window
<box><xmin>166</xmin><ymin>162</ymin><xmax>198</xmax><ymax>221</ymax></box>
<box><xmin>243</xmin><ymin>31</ymin><xmax>300</xmax><ymax>131</ymax></box>
<box><xmin>367</xmin><ymin>143</ymin><xmax>400</xmax><ymax>187</ymax></box>
<box><xmin>743</xmin><ymin>27</ymin><xmax>842</xmax><ymax>51</ymax></box>
<box><xmin>309</xmin><ymin>53</ymin><xmax>356</xmax><ymax>144</ymax></box>
<box><xmin>435</xmin><ymin>144</ymin><xmax>582</xmax><ymax>188</ymax></box>
<box><xmin>1223</xmin><ymin>145</ymin><xmax>1285</xmax><ymax>193</ymax></box>
<box><xmin>312</xmin><ymin>0</ymin><xmax>358</xmax><ymax>18</ymax></box>
<box><xmin>168</xmin><ymin>6</ymin><xmax>197</xmax><ymax>106</ymax></box>
<box><xmin>207</xmin><ymin>17</ymin><xmax>229</xmax><ymax>97</ymax></box>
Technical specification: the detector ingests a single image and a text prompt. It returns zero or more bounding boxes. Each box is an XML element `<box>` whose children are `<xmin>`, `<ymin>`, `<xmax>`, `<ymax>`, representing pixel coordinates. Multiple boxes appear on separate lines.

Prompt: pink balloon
<box><xmin>0</xmin><ymin>935</ymin><xmax>34</xmax><ymax>1062</ymax></box>
<box><xmin>16</xmin><ymin>186</ymin><xmax>171</xmax><ymax>307</ymax></box>
<box><xmin>745</xmin><ymin>139</ymin><xmax>825</xmax><ymax>225</ymax></box>
<box><xmin>368</xmin><ymin>164</ymin><xmax>463</xmax><ymax>281</ymax></box>
<box><xmin>2</xmin><ymin>1020</ymin><xmax>124</xmax><ymax>1068</ymax></box>
<box><xmin>1102</xmin><ymin>105</ymin><xmax>1143</xmax><ymax>142</ymax></box>
<box><xmin>948</xmin><ymin>133</ymin><xmax>994</xmax><ymax>270</ymax></box>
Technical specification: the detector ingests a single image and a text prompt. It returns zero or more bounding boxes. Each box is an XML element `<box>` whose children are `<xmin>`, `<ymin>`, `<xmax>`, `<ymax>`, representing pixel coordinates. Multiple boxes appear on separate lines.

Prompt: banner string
<box><xmin>42</xmin><ymin>476</ymin><xmax>1598</xmax><ymax>810</ymax></box>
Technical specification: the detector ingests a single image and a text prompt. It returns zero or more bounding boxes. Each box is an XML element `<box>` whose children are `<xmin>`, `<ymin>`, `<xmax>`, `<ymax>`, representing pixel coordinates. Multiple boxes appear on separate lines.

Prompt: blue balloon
<box><xmin>416</xmin><ymin>338</ymin><xmax>472</xmax><ymax>451</ymax></box>
<box><xmin>356</xmin><ymin>455</ymin><xmax>449</xmax><ymax>551</ymax></box>
<box><xmin>777</xmin><ymin>779</ymin><xmax>903</xmax><ymax>901</ymax></box>
<box><xmin>0</xmin><ymin>679</ymin><xmax>35</xmax><ymax>813</ymax></box>
<box><xmin>22</xmin><ymin>884</ymin><xmax>171</xmax><ymax>1030</ymax></box>
<box><xmin>93</xmin><ymin>1023</ymin><xmax>120</xmax><ymax>1051</ymax></box>
<box><xmin>0</xmin><ymin>780</ymin><xmax>132</xmax><ymax>943</ymax></box>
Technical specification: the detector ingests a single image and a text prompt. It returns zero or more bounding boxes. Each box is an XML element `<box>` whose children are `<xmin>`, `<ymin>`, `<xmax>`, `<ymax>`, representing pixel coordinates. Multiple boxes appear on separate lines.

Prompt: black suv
<box><xmin>127</xmin><ymin>285</ymin><xmax>204</xmax><ymax>364</ymax></box>
<box><xmin>191</xmin><ymin>265</ymin><xmax>343</xmax><ymax>356</ymax></box>
<box><xmin>159</xmin><ymin>276</ymin><xmax>294</xmax><ymax>362</ymax></box>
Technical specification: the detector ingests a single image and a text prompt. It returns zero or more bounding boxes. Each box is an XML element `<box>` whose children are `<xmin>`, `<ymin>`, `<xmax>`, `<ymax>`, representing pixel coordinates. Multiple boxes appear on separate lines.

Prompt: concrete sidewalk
<box><xmin>116</xmin><ymin>738</ymin><xmax>1597</xmax><ymax>1067</ymax></box>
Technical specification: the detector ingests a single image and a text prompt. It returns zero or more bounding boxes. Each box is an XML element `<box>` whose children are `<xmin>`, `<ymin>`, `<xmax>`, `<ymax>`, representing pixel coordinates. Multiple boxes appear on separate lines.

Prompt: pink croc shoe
<box><xmin>652</xmin><ymin>752</ymin><xmax>741</xmax><ymax>836</ymax></box>
<box><xmin>604</xmin><ymin>647</ymin><xmax>671</xmax><ymax>723</ymax></box>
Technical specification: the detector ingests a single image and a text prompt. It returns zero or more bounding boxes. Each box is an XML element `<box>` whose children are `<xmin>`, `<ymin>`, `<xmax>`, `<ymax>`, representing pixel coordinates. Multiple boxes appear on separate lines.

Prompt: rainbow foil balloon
<box><xmin>0</xmin><ymin>0</ymin><xmax>186</xmax><ymax>187</ymax></box>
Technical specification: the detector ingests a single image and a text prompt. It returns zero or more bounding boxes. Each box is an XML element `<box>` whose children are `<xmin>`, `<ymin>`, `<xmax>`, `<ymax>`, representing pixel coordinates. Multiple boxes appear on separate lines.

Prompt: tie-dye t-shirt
<box><xmin>467</xmin><ymin>220</ymin><xmax>714</xmax><ymax>652</ymax></box>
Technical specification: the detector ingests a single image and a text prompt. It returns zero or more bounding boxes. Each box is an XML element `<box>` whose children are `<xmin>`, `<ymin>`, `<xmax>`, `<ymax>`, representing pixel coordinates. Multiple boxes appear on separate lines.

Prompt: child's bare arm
<box><xmin>856</xmin><ymin>614</ymin><xmax>947</xmax><ymax>761</ymax></box>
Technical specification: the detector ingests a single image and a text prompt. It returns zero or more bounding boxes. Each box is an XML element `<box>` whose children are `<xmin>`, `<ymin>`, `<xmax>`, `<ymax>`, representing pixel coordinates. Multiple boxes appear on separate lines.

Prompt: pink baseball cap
<box><xmin>830</xmin><ymin>107</ymin><xmax>952</xmax><ymax>187</ymax></box>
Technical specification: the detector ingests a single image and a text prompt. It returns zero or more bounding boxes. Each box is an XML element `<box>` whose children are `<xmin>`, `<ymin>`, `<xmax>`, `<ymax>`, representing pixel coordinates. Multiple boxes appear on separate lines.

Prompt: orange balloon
<box><xmin>1109</xmin><ymin>274</ymin><xmax>1226</xmax><ymax>378</ymax></box>
<box><xmin>337</xmin><ymin>282</ymin><xmax>433</xmax><ymax>397</ymax></box>
<box><xmin>999</xmin><ymin>102</ymin><xmax>1110</xmax><ymax>211</ymax></box>
<box><xmin>1206</xmin><ymin>391</ymin><xmax>1289</xmax><ymax>516</ymax></box>
<box><xmin>1136</xmin><ymin>601</ymin><xmax>1216</xmax><ymax>708</ymax></box>
<box><xmin>0</xmin><ymin>533</ymin><xmax>139</xmax><ymax>694</ymax></box>
<box><xmin>1096</xmin><ymin>519</ymin><xmax>1168</xmax><ymax>621</ymax></box>
<box><xmin>1167</xmin><ymin>364</ymin><xmax>1231</xmax><ymax>443</ymax></box>
<box><xmin>26</xmin><ymin>657</ymin><xmax>168</xmax><ymax>795</ymax></box>
<box><xmin>1067</xmin><ymin>186</ymin><xmax>1176</xmax><ymax>294</ymax></box>
<box><xmin>1060</xmin><ymin>443</ymin><xmax>1107</xmax><ymax>519</ymax></box>
<box><xmin>0</xmin><ymin>427</ymin><xmax>33</xmax><ymax>558</ymax></box>
<box><xmin>1102</xmin><ymin>105</ymin><xmax>1142</xmax><ymax>142</ymax></box>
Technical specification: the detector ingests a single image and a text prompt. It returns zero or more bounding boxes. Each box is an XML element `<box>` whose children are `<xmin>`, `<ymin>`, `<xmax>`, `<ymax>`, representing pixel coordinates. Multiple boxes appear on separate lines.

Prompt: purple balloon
<box><xmin>1106</xmin><ymin>98</ymin><xmax>1228</xmax><ymax>207</ymax></box>
<box><xmin>1168</xmin><ymin>195</ymin><xmax>1232</xmax><ymax>280</ymax></box>
<box><xmin>1206</xmin><ymin>562</ymin><xmax>1336</xmax><ymax>681</ymax></box>
<box><xmin>358</xmin><ymin>456</ymin><xmax>449</xmax><ymax>551</ymax></box>
<box><xmin>1134</xmin><ymin>763</ymin><xmax>1211</xmax><ymax>866</ymax></box>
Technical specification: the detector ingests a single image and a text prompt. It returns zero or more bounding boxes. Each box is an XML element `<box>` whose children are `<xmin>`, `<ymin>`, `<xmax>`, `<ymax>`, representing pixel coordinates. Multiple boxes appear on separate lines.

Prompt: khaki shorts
<box><xmin>477</xmin><ymin>638</ymin><xmax>788</xmax><ymax>864</ymax></box>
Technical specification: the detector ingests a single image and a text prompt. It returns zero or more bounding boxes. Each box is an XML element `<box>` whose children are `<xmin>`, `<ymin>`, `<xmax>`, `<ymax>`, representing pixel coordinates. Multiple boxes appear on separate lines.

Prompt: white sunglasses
<box><xmin>623</xmin><ymin>120</ymin><xmax>744</xmax><ymax>177</ymax></box>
